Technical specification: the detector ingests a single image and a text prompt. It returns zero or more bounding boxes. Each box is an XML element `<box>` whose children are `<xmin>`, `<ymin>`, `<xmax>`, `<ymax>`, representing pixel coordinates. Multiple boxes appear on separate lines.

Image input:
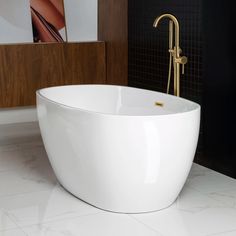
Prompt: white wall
<box><xmin>0</xmin><ymin>0</ymin><xmax>33</xmax><ymax>44</ymax></box>
<box><xmin>64</xmin><ymin>0</ymin><xmax>97</xmax><ymax>42</ymax></box>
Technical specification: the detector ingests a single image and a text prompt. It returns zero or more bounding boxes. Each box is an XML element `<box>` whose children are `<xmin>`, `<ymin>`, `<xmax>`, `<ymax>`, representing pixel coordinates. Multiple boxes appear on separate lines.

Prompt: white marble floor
<box><xmin>1</xmin><ymin>122</ymin><xmax>236</xmax><ymax>236</ymax></box>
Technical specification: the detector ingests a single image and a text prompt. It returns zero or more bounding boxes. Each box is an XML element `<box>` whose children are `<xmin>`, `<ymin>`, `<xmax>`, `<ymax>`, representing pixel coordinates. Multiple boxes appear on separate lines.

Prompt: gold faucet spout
<box><xmin>153</xmin><ymin>14</ymin><xmax>180</xmax><ymax>49</ymax></box>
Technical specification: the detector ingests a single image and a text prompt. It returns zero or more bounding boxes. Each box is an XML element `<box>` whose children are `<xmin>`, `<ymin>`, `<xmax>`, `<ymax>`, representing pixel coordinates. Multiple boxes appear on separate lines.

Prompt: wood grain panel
<box><xmin>0</xmin><ymin>42</ymin><xmax>106</xmax><ymax>107</ymax></box>
<box><xmin>98</xmin><ymin>0</ymin><xmax>128</xmax><ymax>85</ymax></box>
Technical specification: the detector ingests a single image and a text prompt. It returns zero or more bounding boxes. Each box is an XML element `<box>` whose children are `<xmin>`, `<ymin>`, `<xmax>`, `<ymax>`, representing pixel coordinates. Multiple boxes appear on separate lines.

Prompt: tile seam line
<box><xmin>0</xmin><ymin>185</ymin><xmax>59</xmax><ymax>199</ymax></box>
<box><xmin>0</xmin><ymin>228</ymin><xmax>28</xmax><ymax>236</ymax></box>
<box><xmin>129</xmin><ymin>214</ymin><xmax>164</xmax><ymax>235</ymax></box>
<box><xmin>10</xmin><ymin>212</ymin><xmax>104</xmax><ymax>234</ymax></box>
<box><xmin>0</xmin><ymin>210</ymin><xmax>22</xmax><ymax>232</ymax></box>
<box><xmin>205</xmin><ymin>228</ymin><xmax>236</xmax><ymax>236</ymax></box>
<box><xmin>184</xmin><ymin>185</ymin><xmax>236</xmax><ymax>206</ymax></box>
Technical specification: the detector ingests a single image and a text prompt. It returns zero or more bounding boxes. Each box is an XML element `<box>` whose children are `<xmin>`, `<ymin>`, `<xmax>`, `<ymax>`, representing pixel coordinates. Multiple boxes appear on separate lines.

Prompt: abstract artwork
<box><xmin>30</xmin><ymin>0</ymin><xmax>67</xmax><ymax>42</ymax></box>
<box><xmin>0</xmin><ymin>0</ymin><xmax>98</xmax><ymax>44</ymax></box>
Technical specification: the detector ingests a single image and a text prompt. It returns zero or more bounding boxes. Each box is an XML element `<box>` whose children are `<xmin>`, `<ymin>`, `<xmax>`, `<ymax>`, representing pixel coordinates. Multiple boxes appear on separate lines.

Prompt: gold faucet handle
<box><xmin>175</xmin><ymin>55</ymin><xmax>187</xmax><ymax>64</ymax></box>
<box><xmin>180</xmin><ymin>56</ymin><xmax>188</xmax><ymax>64</ymax></box>
<box><xmin>180</xmin><ymin>56</ymin><xmax>188</xmax><ymax>74</ymax></box>
<box><xmin>182</xmin><ymin>63</ymin><xmax>185</xmax><ymax>74</ymax></box>
<box><xmin>175</xmin><ymin>56</ymin><xmax>188</xmax><ymax>74</ymax></box>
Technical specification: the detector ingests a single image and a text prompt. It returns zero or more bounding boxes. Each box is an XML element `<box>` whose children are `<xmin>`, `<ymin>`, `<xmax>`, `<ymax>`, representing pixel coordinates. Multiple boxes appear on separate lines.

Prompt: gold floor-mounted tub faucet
<box><xmin>153</xmin><ymin>14</ymin><xmax>187</xmax><ymax>97</ymax></box>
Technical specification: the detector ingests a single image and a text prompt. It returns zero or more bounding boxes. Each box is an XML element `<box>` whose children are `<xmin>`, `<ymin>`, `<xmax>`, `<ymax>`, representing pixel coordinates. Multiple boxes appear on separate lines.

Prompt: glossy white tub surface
<box><xmin>36</xmin><ymin>85</ymin><xmax>200</xmax><ymax>213</ymax></box>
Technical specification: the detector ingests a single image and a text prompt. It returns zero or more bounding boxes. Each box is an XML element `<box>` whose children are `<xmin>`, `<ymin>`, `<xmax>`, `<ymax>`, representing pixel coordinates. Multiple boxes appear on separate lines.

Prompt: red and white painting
<box><xmin>0</xmin><ymin>0</ymin><xmax>98</xmax><ymax>44</ymax></box>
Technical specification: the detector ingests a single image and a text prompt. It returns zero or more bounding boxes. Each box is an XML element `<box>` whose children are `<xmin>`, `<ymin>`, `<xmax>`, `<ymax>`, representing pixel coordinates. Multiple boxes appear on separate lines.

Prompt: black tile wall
<box><xmin>201</xmin><ymin>0</ymin><xmax>236</xmax><ymax>177</ymax></box>
<box><xmin>128</xmin><ymin>0</ymin><xmax>203</xmax><ymax>159</ymax></box>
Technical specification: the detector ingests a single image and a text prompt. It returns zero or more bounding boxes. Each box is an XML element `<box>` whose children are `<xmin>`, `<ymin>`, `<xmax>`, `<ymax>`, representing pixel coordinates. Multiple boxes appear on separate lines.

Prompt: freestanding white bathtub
<box><xmin>36</xmin><ymin>85</ymin><xmax>200</xmax><ymax>213</ymax></box>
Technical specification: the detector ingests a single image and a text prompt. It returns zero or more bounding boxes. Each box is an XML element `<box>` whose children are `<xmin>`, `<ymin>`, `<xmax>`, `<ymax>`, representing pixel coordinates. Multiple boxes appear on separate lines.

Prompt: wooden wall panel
<box><xmin>0</xmin><ymin>42</ymin><xmax>106</xmax><ymax>108</ymax></box>
<box><xmin>98</xmin><ymin>0</ymin><xmax>128</xmax><ymax>86</ymax></box>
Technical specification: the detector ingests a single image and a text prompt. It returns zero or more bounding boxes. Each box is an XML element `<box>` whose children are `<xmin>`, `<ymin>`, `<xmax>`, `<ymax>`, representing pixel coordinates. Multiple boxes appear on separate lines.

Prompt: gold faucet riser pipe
<box><xmin>176</xmin><ymin>63</ymin><xmax>180</xmax><ymax>97</ymax></box>
<box><xmin>173</xmin><ymin>58</ymin><xmax>177</xmax><ymax>96</ymax></box>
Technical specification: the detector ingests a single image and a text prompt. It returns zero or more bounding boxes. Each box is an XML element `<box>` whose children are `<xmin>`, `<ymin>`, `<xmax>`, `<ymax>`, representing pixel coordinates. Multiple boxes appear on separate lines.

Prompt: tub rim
<box><xmin>36</xmin><ymin>84</ymin><xmax>201</xmax><ymax>118</ymax></box>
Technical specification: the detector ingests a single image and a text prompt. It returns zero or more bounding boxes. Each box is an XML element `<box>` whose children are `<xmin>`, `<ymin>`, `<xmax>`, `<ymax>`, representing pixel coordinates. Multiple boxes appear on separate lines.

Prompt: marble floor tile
<box><xmin>132</xmin><ymin>187</ymin><xmax>236</xmax><ymax>236</ymax></box>
<box><xmin>0</xmin><ymin>211</ymin><xmax>18</xmax><ymax>232</ymax></box>
<box><xmin>208</xmin><ymin>230</ymin><xmax>236</xmax><ymax>236</ymax></box>
<box><xmin>20</xmin><ymin>213</ymin><xmax>161</xmax><ymax>236</ymax></box>
<box><xmin>185</xmin><ymin>164</ymin><xmax>236</xmax><ymax>194</ymax></box>
<box><xmin>0</xmin><ymin>132</ymin><xmax>56</xmax><ymax>198</ymax></box>
<box><xmin>0</xmin><ymin>122</ymin><xmax>40</xmax><ymax>147</ymax></box>
<box><xmin>0</xmin><ymin>149</ymin><xmax>30</xmax><ymax>173</ymax></box>
<box><xmin>207</xmin><ymin>188</ymin><xmax>236</xmax><ymax>208</ymax></box>
<box><xmin>0</xmin><ymin>229</ymin><xmax>27</xmax><ymax>236</ymax></box>
<box><xmin>0</xmin><ymin>152</ymin><xmax>57</xmax><ymax>197</ymax></box>
<box><xmin>0</xmin><ymin>145</ymin><xmax>44</xmax><ymax>173</ymax></box>
<box><xmin>0</xmin><ymin>137</ymin><xmax>43</xmax><ymax>155</ymax></box>
<box><xmin>187</xmin><ymin>163</ymin><xmax>213</xmax><ymax>180</ymax></box>
<box><xmin>175</xmin><ymin>186</ymin><xmax>226</xmax><ymax>213</ymax></box>
<box><xmin>0</xmin><ymin>185</ymin><xmax>101</xmax><ymax>227</ymax></box>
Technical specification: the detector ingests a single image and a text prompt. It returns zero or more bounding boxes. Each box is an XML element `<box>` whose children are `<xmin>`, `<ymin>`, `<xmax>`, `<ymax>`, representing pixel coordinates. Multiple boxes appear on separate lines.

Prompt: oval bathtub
<box><xmin>36</xmin><ymin>85</ymin><xmax>200</xmax><ymax>213</ymax></box>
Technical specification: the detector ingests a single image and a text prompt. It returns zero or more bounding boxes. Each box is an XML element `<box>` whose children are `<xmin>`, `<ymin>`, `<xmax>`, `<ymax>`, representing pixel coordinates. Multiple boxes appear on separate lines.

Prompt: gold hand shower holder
<box><xmin>167</xmin><ymin>21</ymin><xmax>173</xmax><ymax>94</ymax></box>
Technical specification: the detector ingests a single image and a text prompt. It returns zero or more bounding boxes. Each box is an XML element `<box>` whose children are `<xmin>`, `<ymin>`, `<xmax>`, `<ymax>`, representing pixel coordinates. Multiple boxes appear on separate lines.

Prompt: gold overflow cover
<box><xmin>155</xmin><ymin>101</ymin><xmax>164</xmax><ymax>107</ymax></box>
